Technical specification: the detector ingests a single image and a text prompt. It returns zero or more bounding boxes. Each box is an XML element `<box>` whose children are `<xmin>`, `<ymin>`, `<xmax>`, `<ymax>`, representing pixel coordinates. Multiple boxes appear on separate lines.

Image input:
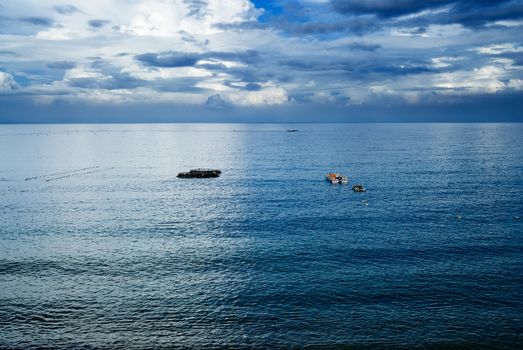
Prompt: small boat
<box><xmin>325</xmin><ymin>173</ymin><xmax>349</xmax><ymax>184</ymax></box>
<box><xmin>352</xmin><ymin>185</ymin><xmax>366</xmax><ymax>192</ymax></box>
<box><xmin>177</xmin><ymin>169</ymin><xmax>221</xmax><ymax>178</ymax></box>
<box><xmin>286</xmin><ymin>129</ymin><xmax>299</xmax><ymax>132</ymax></box>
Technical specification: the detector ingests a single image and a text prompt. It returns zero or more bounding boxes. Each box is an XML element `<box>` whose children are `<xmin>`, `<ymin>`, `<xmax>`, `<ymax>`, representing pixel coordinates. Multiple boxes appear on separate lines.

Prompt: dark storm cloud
<box><xmin>280</xmin><ymin>59</ymin><xmax>353</xmax><ymax>72</ymax></box>
<box><xmin>196</xmin><ymin>62</ymin><xmax>228</xmax><ymax>71</ymax></box>
<box><xmin>277</xmin><ymin>15</ymin><xmax>383</xmax><ymax>36</ymax></box>
<box><xmin>135</xmin><ymin>50</ymin><xmax>261</xmax><ymax>68</ymax></box>
<box><xmin>446</xmin><ymin>1</ymin><xmax>523</xmax><ymax>27</ymax></box>
<box><xmin>224</xmin><ymin>1</ymin><xmax>380</xmax><ymax>36</ymax></box>
<box><xmin>286</xmin><ymin>21</ymin><xmax>347</xmax><ymax>35</ymax></box>
<box><xmin>244</xmin><ymin>83</ymin><xmax>262</xmax><ymax>91</ymax></box>
<box><xmin>19</xmin><ymin>17</ymin><xmax>54</xmax><ymax>26</ymax></box>
<box><xmin>88</xmin><ymin>19</ymin><xmax>111</xmax><ymax>28</ymax></box>
<box><xmin>330</xmin><ymin>0</ymin><xmax>451</xmax><ymax>18</ymax></box>
<box><xmin>136</xmin><ymin>52</ymin><xmax>201</xmax><ymax>68</ymax></box>
<box><xmin>330</xmin><ymin>0</ymin><xmax>523</xmax><ymax>28</ymax></box>
<box><xmin>345</xmin><ymin>43</ymin><xmax>381</xmax><ymax>51</ymax></box>
<box><xmin>46</xmin><ymin>61</ymin><xmax>77</xmax><ymax>69</ymax></box>
<box><xmin>358</xmin><ymin>63</ymin><xmax>435</xmax><ymax>76</ymax></box>
<box><xmin>53</xmin><ymin>5</ymin><xmax>80</xmax><ymax>15</ymax></box>
<box><xmin>279</xmin><ymin>57</ymin><xmax>440</xmax><ymax>79</ymax></box>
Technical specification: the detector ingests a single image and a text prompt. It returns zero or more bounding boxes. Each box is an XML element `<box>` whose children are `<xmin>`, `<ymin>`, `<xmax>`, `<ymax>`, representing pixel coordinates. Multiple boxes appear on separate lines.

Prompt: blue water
<box><xmin>0</xmin><ymin>123</ymin><xmax>522</xmax><ymax>349</ymax></box>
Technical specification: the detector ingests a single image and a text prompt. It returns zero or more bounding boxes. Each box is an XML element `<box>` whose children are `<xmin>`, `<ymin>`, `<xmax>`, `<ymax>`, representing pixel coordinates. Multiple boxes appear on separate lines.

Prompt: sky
<box><xmin>0</xmin><ymin>0</ymin><xmax>522</xmax><ymax>123</ymax></box>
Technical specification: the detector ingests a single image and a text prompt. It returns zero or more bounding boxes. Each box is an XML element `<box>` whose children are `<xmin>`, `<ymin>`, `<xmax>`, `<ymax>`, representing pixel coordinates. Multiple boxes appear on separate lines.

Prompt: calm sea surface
<box><xmin>0</xmin><ymin>123</ymin><xmax>522</xmax><ymax>349</ymax></box>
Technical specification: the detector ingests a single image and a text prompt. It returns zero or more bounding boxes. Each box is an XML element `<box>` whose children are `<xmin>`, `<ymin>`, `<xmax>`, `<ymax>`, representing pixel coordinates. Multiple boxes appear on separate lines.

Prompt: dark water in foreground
<box><xmin>0</xmin><ymin>123</ymin><xmax>522</xmax><ymax>349</ymax></box>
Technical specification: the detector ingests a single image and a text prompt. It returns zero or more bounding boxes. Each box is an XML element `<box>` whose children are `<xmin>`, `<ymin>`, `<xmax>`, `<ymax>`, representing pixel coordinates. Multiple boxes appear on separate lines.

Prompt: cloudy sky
<box><xmin>0</xmin><ymin>0</ymin><xmax>522</xmax><ymax>122</ymax></box>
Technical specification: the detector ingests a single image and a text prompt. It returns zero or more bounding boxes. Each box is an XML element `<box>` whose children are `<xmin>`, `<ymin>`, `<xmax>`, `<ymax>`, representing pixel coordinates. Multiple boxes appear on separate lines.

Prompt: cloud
<box><xmin>88</xmin><ymin>19</ymin><xmax>111</xmax><ymax>28</ymax></box>
<box><xmin>0</xmin><ymin>0</ymin><xmax>522</xmax><ymax>121</ymax></box>
<box><xmin>345</xmin><ymin>43</ymin><xmax>381</xmax><ymax>51</ymax></box>
<box><xmin>135</xmin><ymin>50</ymin><xmax>260</xmax><ymax>68</ymax></box>
<box><xmin>330</xmin><ymin>0</ymin><xmax>450</xmax><ymax>18</ymax></box>
<box><xmin>19</xmin><ymin>16</ymin><xmax>54</xmax><ymax>26</ymax></box>
<box><xmin>53</xmin><ymin>5</ymin><xmax>81</xmax><ymax>15</ymax></box>
<box><xmin>46</xmin><ymin>61</ymin><xmax>77</xmax><ymax>69</ymax></box>
<box><xmin>226</xmin><ymin>84</ymin><xmax>289</xmax><ymax>106</ymax></box>
<box><xmin>280</xmin><ymin>59</ymin><xmax>353</xmax><ymax>72</ymax></box>
<box><xmin>446</xmin><ymin>1</ymin><xmax>523</xmax><ymax>28</ymax></box>
<box><xmin>507</xmin><ymin>79</ymin><xmax>523</xmax><ymax>90</ymax></box>
<box><xmin>330</xmin><ymin>0</ymin><xmax>523</xmax><ymax>28</ymax></box>
<box><xmin>297</xmin><ymin>19</ymin><xmax>381</xmax><ymax>35</ymax></box>
<box><xmin>485</xmin><ymin>20</ymin><xmax>523</xmax><ymax>27</ymax></box>
<box><xmin>62</xmin><ymin>65</ymin><xmax>146</xmax><ymax>91</ymax></box>
<box><xmin>184</xmin><ymin>0</ymin><xmax>208</xmax><ymax>18</ymax></box>
<box><xmin>0</xmin><ymin>72</ymin><xmax>18</xmax><ymax>91</ymax></box>
<box><xmin>431</xmin><ymin>56</ymin><xmax>463</xmax><ymax>68</ymax></box>
<box><xmin>136</xmin><ymin>52</ymin><xmax>201</xmax><ymax>68</ymax></box>
<box><xmin>204</xmin><ymin>50</ymin><xmax>260</xmax><ymax>64</ymax></box>
<box><xmin>244</xmin><ymin>82</ymin><xmax>262</xmax><ymax>91</ymax></box>
<box><xmin>0</xmin><ymin>50</ymin><xmax>18</xmax><ymax>57</ymax></box>
<box><xmin>205</xmin><ymin>94</ymin><xmax>230</xmax><ymax>109</ymax></box>
<box><xmin>391</xmin><ymin>27</ymin><xmax>427</xmax><ymax>37</ymax></box>
<box><xmin>359</xmin><ymin>63</ymin><xmax>435</xmax><ymax>76</ymax></box>
<box><xmin>473</xmin><ymin>43</ymin><xmax>523</xmax><ymax>55</ymax></box>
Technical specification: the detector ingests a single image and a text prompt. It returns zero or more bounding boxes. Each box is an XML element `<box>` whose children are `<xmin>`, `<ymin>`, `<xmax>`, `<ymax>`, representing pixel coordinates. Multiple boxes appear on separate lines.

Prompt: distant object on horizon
<box><xmin>325</xmin><ymin>173</ymin><xmax>349</xmax><ymax>184</ymax></box>
<box><xmin>286</xmin><ymin>129</ymin><xmax>299</xmax><ymax>132</ymax></box>
<box><xmin>177</xmin><ymin>169</ymin><xmax>221</xmax><ymax>178</ymax></box>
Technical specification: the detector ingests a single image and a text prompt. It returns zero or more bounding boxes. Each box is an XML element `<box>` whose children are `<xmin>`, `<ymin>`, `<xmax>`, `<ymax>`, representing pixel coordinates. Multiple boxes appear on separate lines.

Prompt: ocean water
<box><xmin>0</xmin><ymin>123</ymin><xmax>522</xmax><ymax>349</ymax></box>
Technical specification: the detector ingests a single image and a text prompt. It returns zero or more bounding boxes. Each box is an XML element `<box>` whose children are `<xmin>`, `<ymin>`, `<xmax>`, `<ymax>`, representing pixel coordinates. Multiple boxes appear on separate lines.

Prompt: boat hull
<box><xmin>325</xmin><ymin>173</ymin><xmax>349</xmax><ymax>184</ymax></box>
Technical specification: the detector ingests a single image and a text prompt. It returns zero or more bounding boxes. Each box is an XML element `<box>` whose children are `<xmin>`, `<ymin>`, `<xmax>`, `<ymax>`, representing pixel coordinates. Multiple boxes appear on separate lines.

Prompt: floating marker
<box><xmin>25</xmin><ymin>166</ymin><xmax>100</xmax><ymax>181</ymax></box>
<box><xmin>44</xmin><ymin>167</ymin><xmax>114</xmax><ymax>182</ymax></box>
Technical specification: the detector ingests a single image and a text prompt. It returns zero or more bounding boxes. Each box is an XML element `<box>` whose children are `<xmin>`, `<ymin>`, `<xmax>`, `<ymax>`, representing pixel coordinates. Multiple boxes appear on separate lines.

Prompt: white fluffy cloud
<box><xmin>433</xmin><ymin>58</ymin><xmax>521</xmax><ymax>94</ymax></box>
<box><xmin>473</xmin><ymin>43</ymin><xmax>523</xmax><ymax>55</ymax></box>
<box><xmin>0</xmin><ymin>72</ymin><xmax>18</xmax><ymax>91</ymax></box>
<box><xmin>0</xmin><ymin>0</ymin><xmax>289</xmax><ymax>106</ymax></box>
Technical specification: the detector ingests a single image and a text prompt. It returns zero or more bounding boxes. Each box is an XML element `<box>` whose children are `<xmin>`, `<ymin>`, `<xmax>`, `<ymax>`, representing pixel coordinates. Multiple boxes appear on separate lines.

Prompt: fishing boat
<box><xmin>325</xmin><ymin>173</ymin><xmax>349</xmax><ymax>184</ymax></box>
<box><xmin>352</xmin><ymin>184</ymin><xmax>366</xmax><ymax>192</ymax></box>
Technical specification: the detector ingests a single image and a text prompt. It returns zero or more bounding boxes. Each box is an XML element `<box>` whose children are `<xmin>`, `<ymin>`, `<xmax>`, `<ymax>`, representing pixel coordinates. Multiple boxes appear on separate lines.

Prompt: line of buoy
<box><xmin>453</xmin><ymin>215</ymin><xmax>521</xmax><ymax>220</ymax></box>
<box><xmin>44</xmin><ymin>167</ymin><xmax>114</xmax><ymax>182</ymax></box>
<box><xmin>25</xmin><ymin>166</ymin><xmax>99</xmax><ymax>181</ymax></box>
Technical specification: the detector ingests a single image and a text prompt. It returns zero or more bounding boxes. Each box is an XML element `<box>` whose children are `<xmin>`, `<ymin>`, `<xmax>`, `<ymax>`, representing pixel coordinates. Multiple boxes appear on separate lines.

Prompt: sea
<box><xmin>0</xmin><ymin>123</ymin><xmax>522</xmax><ymax>349</ymax></box>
